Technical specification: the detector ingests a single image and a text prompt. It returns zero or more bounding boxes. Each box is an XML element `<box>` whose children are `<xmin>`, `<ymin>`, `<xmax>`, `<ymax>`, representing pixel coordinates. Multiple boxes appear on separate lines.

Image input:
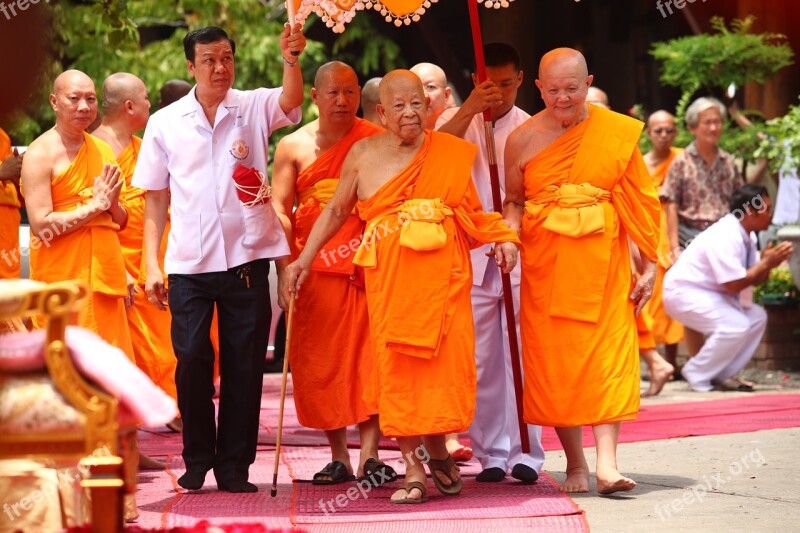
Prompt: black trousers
<box><xmin>168</xmin><ymin>259</ymin><xmax>270</xmax><ymax>483</ymax></box>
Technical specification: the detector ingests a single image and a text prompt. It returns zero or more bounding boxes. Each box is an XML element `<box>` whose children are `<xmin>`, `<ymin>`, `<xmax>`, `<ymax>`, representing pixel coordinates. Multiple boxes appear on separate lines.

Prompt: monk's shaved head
<box><xmin>53</xmin><ymin>69</ymin><xmax>95</xmax><ymax>96</ymax></box>
<box><xmin>314</xmin><ymin>61</ymin><xmax>358</xmax><ymax>89</ymax></box>
<box><xmin>538</xmin><ymin>48</ymin><xmax>589</xmax><ymax>80</ymax></box>
<box><xmin>410</xmin><ymin>63</ymin><xmax>447</xmax><ymax>87</ymax></box>
<box><xmin>102</xmin><ymin>73</ymin><xmax>147</xmax><ymax>114</ymax></box>
<box><xmin>159</xmin><ymin>79</ymin><xmax>192</xmax><ymax>108</ymax></box>
<box><xmin>587</xmin><ymin>87</ymin><xmax>609</xmax><ymax>109</ymax></box>
<box><xmin>646</xmin><ymin>109</ymin><xmax>675</xmax><ymax>129</ymax></box>
<box><xmin>378</xmin><ymin>70</ymin><xmax>425</xmax><ymax>106</ymax></box>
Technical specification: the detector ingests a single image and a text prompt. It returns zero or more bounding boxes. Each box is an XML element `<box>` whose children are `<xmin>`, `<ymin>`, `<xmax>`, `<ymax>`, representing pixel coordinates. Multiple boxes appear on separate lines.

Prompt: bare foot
<box><xmin>643</xmin><ymin>360</ymin><xmax>674</xmax><ymax>397</ymax></box>
<box><xmin>559</xmin><ymin>463</ymin><xmax>590</xmax><ymax>493</ymax></box>
<box><xmin>734</xmin><ymin>376</ymin><xmax>755</xmax><ymax>388</ymax></box>
<box><xmin>596</xmin><ymin>465</ymin><xmax>636</xmax><ymax>495</ymax></box>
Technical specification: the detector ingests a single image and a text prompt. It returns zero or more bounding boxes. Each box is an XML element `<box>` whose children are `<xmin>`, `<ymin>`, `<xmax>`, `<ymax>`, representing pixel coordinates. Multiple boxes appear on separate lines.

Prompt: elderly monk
<box><xmin>0</xmin><ymin>128</ymin><xmax>22</xmax><ymax>278</ymax></box>
<box><xmin>21</xmin><ymin>70</ymin><xmax>134</xmax><ymax>359</ymax></box>
<box><xmin>410</xmin><ymin>63</ymin><xmax>451</xmax><ymax>129</ymax></box>
<box><xmin>504</xmin><ymin>49</ymin><xmax>660</xmax><ymax>495</ymax></box>
<box><xmin>360</xmin><ymin>77</ymin><xmax>382</xmax><ymax>125</ymax></box>
<box><xmin>281</xmin><ymin>70</ymin><xmax>520</xmax><ymax>504</ymax></box>
<box><xmin>272</xmin><ymin>62</ymin><xmax>391</xmax><ymax>486</ymax></box>
<box><xmin>586</xmin><ymin>86</ymin><xmax>610</xmax><ymax>109</ymax></box>
<box><xmin>93</xmin><ymin>73</ymin><xmax>180</xmax><ymax>408</ymax></box>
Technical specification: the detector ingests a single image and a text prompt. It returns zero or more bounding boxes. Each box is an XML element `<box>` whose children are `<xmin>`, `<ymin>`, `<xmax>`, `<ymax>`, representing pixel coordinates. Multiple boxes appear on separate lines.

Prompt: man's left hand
<box><xmin>280</xmin><ymin>23</ymin><xmax>306</xmax><ymax>59</ymax></box>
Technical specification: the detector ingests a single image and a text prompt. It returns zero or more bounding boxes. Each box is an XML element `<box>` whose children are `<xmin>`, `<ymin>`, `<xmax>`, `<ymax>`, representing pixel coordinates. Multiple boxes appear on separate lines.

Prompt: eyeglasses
<box><xmin>652</xmin><ymin>128</ymin><xmax>676</xmax><ymax>135</ymax></box>
<box><xmin>423</xmin><ymin>84</ymin><xmax>444</xmax><ymax>92</ymax></box>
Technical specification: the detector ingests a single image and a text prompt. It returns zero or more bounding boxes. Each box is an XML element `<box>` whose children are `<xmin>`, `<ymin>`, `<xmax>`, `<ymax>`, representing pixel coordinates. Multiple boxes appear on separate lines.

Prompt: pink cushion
<box><xmin>0</xmin><ymin>327</ymin><xmax>177</xmax><ymax>428</ymax></box>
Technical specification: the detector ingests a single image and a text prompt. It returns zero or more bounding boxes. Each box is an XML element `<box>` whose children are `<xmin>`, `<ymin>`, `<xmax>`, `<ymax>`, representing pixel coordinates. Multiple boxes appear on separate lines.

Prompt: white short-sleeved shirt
<box><xmin>664</xmin><ymin>213</ymin><xmax>758</xmax><ymax>294</ymax></box>
<box><xmin>132</xmin><ymin>86</ymin><xmax>300</xmax><ymax>275</ymax></box>
<box><xmin>436</xmin><ymin>105</ymin><xmax>529</xmax><ymax>285</ymax></box>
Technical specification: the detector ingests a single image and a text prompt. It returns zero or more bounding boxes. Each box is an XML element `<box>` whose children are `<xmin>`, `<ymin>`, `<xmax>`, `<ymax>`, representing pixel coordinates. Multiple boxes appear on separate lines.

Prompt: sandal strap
<box><xmin>405</xmin><ymin>481</ymin><xmax>427</xmax><ymax>498</ymax></box>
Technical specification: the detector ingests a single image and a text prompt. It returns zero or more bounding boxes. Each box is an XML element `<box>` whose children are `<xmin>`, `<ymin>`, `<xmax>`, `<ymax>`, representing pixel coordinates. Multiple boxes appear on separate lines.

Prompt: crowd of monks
<box><xmin>0</xmin><ymin>24</ymin><xmax>683</xmax><ymax>507</ymax></box>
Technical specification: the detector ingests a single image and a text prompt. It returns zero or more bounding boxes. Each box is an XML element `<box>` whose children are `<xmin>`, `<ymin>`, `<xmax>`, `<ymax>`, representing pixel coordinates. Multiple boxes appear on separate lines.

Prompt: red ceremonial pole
<box><xmin>466</xmin><ymin>0</ymin><xmax>530</xmax><ymax>454</ymax></box>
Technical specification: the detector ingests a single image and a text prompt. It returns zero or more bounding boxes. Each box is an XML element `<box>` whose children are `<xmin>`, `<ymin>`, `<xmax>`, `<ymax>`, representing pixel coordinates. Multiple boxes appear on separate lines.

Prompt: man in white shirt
<box><xmin>663</xmin><ymin>185</ymin><xmax>793</xmax><ymax>392</ymax></box>
<box><xmin>438</xmin><ymin>43</ymin><xmax>544</xmax><ymax>484</ymax></box>
<box><xmin>133</xmin><ymin>25</ymin><xmax>306</xmax><ymax>493</ymax></box>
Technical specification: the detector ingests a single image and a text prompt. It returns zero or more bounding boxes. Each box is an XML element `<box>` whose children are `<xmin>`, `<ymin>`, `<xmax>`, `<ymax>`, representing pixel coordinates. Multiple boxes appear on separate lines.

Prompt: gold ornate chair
<box><xmin>0</xmin><ymin>281</ymin><xmax>136</xmax><ymax>532</ymax></box>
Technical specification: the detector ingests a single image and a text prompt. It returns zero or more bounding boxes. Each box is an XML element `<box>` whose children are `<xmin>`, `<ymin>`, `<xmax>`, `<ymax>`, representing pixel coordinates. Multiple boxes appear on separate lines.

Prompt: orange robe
<box><xmin>644</xmin><ymin>146</ymin><xmax>684</xmax><ymax>345</ymax></box>
<box><xmin>352</xmin><ymin>131</ymin><xmax>520</xmax><ymax>437</ymax></box>
<box><xmin>519</xmin><ymin>107</ymin><xmax>660</xmax><ymax>427</ymax></box>
<box><xmin>290</xmin><ymin>118</ymin><xmax>382</xmax><ymax>430</ymax></box>
<box><xmin>29</xmin><ymin>133</ymin><xmax>134</xmax><ymax>360</ymax></box>
<box><xmin>117</xmin><ymin>136</ymin><xmax>177</xmax><ymax>400</ymax></box>
<box><xmin>0</xmin><ymin>128</ymin><xmax>21</xmax><ymax>279</ymax></box>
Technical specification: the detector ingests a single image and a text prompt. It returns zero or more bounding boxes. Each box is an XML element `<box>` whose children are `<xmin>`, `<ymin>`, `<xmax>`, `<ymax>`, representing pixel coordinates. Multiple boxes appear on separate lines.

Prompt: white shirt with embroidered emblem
<box><xmin>132</xmin><ymin>86</ymin><xmax>300</xmax><ymax>275</ymax></box>
<box><xmin>436</xmin><ymin>105</ymin><xmax>529</xmax><ymax>284</ymax></box>
<box><xmin>664</xmin><ymin>213</ymin><xmax>759</xmax><ymax>301</ymax></box>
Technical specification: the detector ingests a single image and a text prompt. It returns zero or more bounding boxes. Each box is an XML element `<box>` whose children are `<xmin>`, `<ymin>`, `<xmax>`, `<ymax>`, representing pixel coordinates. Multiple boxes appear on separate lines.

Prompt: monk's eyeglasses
<box><xmin>652</xmin><ymin>128</ymin><xmax>676</xmax><ymax>135</ymax></box>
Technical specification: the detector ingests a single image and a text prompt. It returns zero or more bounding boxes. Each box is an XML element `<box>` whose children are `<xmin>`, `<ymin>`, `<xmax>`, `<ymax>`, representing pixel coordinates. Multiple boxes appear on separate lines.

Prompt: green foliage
<box><xmin>330</xmin><ymin>15</ymin><xmax>405</xmax><ymax>76</ymax></box>
<box><xmin>754</xmin><ymin>97</ymin><xmax>800</xmax><ymax>175</ymax></box>
<box><xmin>650</xmin><ymin>16</ymin><xmax>793</xmax><ymax>100</ymax></box>
<box><xmin>648</xmin><ymin>16</ymin><xmax>793</xmax><ymax>165</ymax></box>
<box><xmin>754</xmin><ymin>266</ymin><xmax>799</xmax><ymax>307</ymax></box>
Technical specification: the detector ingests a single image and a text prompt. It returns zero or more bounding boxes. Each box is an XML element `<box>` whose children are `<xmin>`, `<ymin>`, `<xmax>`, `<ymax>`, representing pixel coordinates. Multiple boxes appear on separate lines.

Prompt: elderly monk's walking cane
<box><xmin>467</xmin><ymin>0</ymin><xmax>529</xmax><ymax>454</ymax></box>
<box><xmin>271</xmin><ymin>292</ymin><xmax>296</xmax><ymax>497</ymax></box>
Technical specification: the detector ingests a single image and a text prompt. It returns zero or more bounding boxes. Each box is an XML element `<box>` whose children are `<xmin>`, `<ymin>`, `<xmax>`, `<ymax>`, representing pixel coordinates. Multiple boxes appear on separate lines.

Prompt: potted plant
<box><xmin>754</xmin><ymin>266</ymin><xmax>799</xmax><ymax>309</ymax></box>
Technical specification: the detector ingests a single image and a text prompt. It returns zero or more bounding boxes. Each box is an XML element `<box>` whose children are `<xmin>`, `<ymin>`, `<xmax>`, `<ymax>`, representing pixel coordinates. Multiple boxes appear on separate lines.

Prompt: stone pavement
<box><xmin>544</xmin><ymin>380</ymin><xmax>800</xmax><ymax>532</ymax></box>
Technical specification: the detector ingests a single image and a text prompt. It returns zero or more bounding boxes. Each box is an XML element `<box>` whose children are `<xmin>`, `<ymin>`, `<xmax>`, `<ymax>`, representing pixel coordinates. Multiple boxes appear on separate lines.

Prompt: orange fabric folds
<box><xmin>116</xmin><ymin>137</ymin><xmax>177</xmax><ymax>400</ymax></box>
<box><xmin>289</xmin><ymin>118</ymin><xmax>382</xmax><ymax>430</ymax></box>
<box><xmin>519</xmin><ymin>107</ymin><xmax>660</xmax><ymax>428</ymax></box>
<box><xmin>353</xmin><ymin>131</ymin><xmax>519</xmax><ymax>437</ymax></box>
<box><xmin>29</xmin><ymin>133</ymin><xmax>133</xmax><ymax>360</ymax></box>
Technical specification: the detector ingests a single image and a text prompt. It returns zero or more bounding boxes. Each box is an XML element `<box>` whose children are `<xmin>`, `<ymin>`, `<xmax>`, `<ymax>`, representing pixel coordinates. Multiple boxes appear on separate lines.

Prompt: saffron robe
<box><xmin>0</xmin><ymin>128</ymin><xmax>21</xmax><ymax>279</ymax></box>
<box><xmin>645</xmin><ymin>146</ymin><xmax>684</xmax><ymax>345</ymax></box>
<box><xmin>520</xmin><ymin>107</ymin><xmax>660</xmax><ymax>427</ymax></box>
<box><xmin>116</xmin><ymin>136</ymin><xmax>177</xmax><ymax>400</ymax></box>
<box><xmin>290</xmin><ymin>118</ymin><xmax>382</xmax><ymax>430</ymax></box>
<box><xmin>29</xmin><ymin>133</ymin><xmax>134</xmax><ymax>361</ymax></box>
<box><xmin>353</xmin><ymin>131</ymin><xmax>520</xmax><ymax>437</ymax></box>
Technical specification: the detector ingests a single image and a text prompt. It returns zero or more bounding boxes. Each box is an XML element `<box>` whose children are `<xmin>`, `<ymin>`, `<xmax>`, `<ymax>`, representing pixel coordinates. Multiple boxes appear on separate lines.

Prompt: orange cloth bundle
<box><xmin>232</xmin><ymin>164</ymin><xmax>269</xmax><ymax>206</ymax></box>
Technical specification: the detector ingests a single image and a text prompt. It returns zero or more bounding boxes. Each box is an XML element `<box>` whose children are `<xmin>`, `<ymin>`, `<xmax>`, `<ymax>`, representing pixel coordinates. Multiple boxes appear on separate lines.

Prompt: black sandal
<box><xmin>358</xmin><ymin>458</ymin><xmax>398</xmax><ymax>487</ymax></box>
<box><xmin>312</xmin><ymin>461</ymin><xmax>356</xmax><ymax>485</ymax></box>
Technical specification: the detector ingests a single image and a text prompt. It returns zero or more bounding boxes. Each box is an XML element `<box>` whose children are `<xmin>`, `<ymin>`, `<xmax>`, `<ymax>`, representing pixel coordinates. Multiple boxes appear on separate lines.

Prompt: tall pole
<box><xmin>466</xmin><ymin>0</ymin><xmax>530</xmax><ymax>454</ymax></box>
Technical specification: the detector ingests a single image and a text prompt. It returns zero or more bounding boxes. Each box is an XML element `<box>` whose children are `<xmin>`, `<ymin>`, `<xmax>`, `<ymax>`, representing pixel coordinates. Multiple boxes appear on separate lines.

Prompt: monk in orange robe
<box><xmin>273</xmin><ymin>62</ymin><xmax>388</xmax><ymax>485</ymax></box>
<box><xmin>93</xmin><ymin>73</ymin><xmax>179</xmax><ymax>411</ymax></box>
<box><xmin>0</xmin><ymin>128</ymin><xmax>22</xmax><ymax>279</ymax></box>
<box><xmin>281</xmin><ymin>71</ymin><xmax>520</xmax><ymax>504</ymax></box>
<box><xmin>643</xmin><ymin>110</ymin><xmax>684</xmax><ymax>373</ymax></box>
<box><xmin>504</xmin><ymin>49</ymin><xmax>660</xmax><ymax>495</ymax></box>
<box><xmin>21</xmin><ymin>70</ymin><xmax>134</xmax><ymax>360</ymax></box>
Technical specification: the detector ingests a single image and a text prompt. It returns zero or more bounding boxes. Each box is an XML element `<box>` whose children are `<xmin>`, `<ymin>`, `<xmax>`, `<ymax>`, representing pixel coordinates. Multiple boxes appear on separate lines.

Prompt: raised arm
<box><xmin>277</xmin><ymin>23</ymin><xmax>306</xmax><ymax>114</ymax></box>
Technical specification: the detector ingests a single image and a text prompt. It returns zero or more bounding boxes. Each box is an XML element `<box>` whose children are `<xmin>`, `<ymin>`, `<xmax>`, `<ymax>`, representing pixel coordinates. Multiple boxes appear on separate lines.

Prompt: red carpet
<box><xmin>541</xmin><ymin>394</ymin><xmax>800</xmax><ymax>450</ymax></box>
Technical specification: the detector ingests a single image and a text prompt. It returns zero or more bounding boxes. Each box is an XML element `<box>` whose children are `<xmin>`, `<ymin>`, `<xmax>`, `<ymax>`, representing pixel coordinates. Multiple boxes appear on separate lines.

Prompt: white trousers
<box><xmin>663</xmin><ymin>286</ymin><xmax>767</xmax><ymax>391</ymax></box>
<box><xmin>469</xmin><ymin>265</ymin><xmax>545</xmax><ymax>472</ymax></box>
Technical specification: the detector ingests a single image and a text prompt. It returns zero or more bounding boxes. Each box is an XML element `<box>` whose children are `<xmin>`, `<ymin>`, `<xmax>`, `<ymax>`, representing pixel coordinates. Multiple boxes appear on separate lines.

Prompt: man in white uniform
<box><xmin>663</xmin><ymin>185</ymin><xmax>793</xmax><ymax>392</ymax></box>
<box><xmin>133</xmin><ymin>25</ymin><xmax>306</xmax><ymax>493</ymax></box>
<box><xmin>438</xmin><ymin>43</ymin><xmax>544</xmax><ymax>484</ymax></box>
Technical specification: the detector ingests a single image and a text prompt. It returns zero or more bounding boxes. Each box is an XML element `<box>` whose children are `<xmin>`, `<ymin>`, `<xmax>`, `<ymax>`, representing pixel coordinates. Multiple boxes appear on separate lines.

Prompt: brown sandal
<box><xmin>426</xmin><ymin>454</ymin><xmax>462</xmax><ymax>496</ymax></box>
<box><xmin>391</xmin><ymin>480</ymin><xmax>428</xmax><ymax>504</ymax></box>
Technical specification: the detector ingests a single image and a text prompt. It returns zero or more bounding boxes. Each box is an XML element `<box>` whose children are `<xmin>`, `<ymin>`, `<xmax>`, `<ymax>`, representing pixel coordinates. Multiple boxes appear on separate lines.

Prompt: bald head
<box><xmin>410</xmin><ymin>63</ymin><xmax>447</xmax><ymax>87</ymax></box>
<box><xmin>159</xmin><ymin>79</ymin><xmax>192</xmax><ymax>108</ymax></box>
<box><xmin>102</xmin><ymin>73</ymin><xmax>147</xmax><ymax>114</ymax></box>
<box><xmin>586</xmin><ymin>87</ymin><xmax>609</xmax><ymax>109</ymax></box>
<box><xmin>50</xmin><ymin>70</ymin><xmax>98</xmax><ymax>132</ymax></box>
<box><xmin>379</xmin><ymin>70</ymin><xmax>425</xmax><ymax>106</ymax></box>
<box><xmin>361</xmin><ymin>77</ymin><xmax>382</xmax><ymax>124</ymax></box>
<box><xmin>646</xmin><ymin>110</ymin><xmax>675</xmax><ymax>129</ymax></box>
<box><xmin>410</xmin><ymin>62</ymin><xmax>450</xmax><ymax>128</ymax></box>
<box><xmin>538</xmin><ymin>48</ymin><xmax>588</xmax><ymax>81</ymax></box>
<box><xmin>314</xmin><ymin>61</ymin><xmax>358</xmax><ymax>89</ymax></box>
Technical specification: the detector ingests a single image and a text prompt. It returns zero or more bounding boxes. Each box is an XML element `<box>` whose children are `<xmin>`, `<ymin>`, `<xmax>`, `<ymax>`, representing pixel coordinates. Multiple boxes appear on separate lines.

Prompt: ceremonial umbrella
<box><xmin>291</xmin><ymin>0</ymin><xmax>530</xmax><ymax>454</ymax></box>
